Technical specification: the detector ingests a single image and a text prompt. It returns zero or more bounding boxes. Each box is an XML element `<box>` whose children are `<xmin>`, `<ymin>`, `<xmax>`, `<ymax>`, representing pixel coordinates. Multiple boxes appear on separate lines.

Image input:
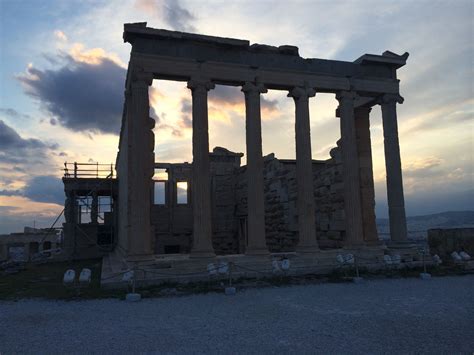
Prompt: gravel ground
<box><xmin>1</xmin><ymin>275</ymin><xmax>473</xmax><ymax>354</ymax></box>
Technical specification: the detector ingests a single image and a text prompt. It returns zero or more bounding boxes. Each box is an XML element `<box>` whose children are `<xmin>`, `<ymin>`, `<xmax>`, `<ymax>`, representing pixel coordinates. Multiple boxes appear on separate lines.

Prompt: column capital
<box><xmin>336</xmin><ymin>90</ymin><xmax>357</xmax><ymax>103</ymax></box>
<box><xmin>242</xmin><ymin>81</ymin><xmax>267</xmax><ymax>95</ymax></box>
<box><xmin>131</xmin><ymin>70</ymin><xmax>153</xmax><ymax>88</ymax></box>
<box><xmin>354</xmin><ymin>106</ymin><xmax>372</xmax><ymax>116</ymax></box>
<box><xmin>187</xmin><ymin>77</ymin><xmax>215</xmax><ymax>92</ymax></box>
<box><xmin>288</xmin><ymin>86</ymin><xmax>316</xmax><ymax>100</ymax></box>
<box><xmin>379</xmin><ymin>93</ymin><xmax>404</xmax><ymax>105</ymax></box>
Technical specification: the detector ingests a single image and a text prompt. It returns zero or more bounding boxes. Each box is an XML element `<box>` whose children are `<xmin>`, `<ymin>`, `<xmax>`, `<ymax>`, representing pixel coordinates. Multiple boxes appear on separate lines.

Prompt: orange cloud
<box><xmin>69</xmin><ymin>43</ymin><xmax>124</xmax><ymax>67</ymax></box>
<box><xmin>0</xmin><ymin>196</ymin><xmax>62</xmax><ymax>217</ymax></box>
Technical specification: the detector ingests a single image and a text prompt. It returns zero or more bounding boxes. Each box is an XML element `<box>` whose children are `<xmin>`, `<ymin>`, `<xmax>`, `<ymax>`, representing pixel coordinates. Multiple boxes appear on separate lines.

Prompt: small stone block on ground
<box><xmin>126</xmin><ymin>293</ymin><xmax>142</xmax><ymax>302</ymax></box>
<box><xmin>352</xmin><ymin>277</ymin><xmax>364</xmax><ymax>284</ymax></box>
<box><xmin>419</xmin><ymin>273</ymin><xmax>431</xmax><ymax>280</ymax></box>
<box><xmin>225</xmin><ymin>287</ymin><xmax>236</xmax><ymax>295</ymax></box>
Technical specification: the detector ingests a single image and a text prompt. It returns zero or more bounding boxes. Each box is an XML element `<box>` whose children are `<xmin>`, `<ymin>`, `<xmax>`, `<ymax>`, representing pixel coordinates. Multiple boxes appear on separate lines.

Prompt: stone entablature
<box><xmin>122</xmin><ymin>23</ymin><xmax>406</xmax><ymax>94</ymax></box>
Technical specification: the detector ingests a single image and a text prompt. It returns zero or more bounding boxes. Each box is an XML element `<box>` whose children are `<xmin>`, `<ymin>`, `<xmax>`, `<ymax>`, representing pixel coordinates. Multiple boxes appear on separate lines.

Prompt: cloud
<box><xmin>0</xmin><ymin>195</ymin><xmax>63</xmax><ymax>234</ymax></box>
<box><xmin>17</xmin><ymin>47</ymin><xmax>126</xmax><ymax>135</ymax></box>
<box><xmin>0</xmin><ymin>189</ymin><xmax>21</xmax><ymax>197</ymax></box>
<box><xmin>22</xmin><ymin>175</ymin><xmax>64</xmax><ymax>205</ymax></box>
<box><xmin>0</xmin><ymin>108</ymin><xmax>31</xmax><ymax>121</ymax></box>
<box><xmin>69</xmin><ymin>43</ymin><xmax>123</xmax><ymax>66</ymax></box>
<box><xmin>208</xmin><ymin>86</ymin><xmax>280</xmax><ymax>123</ymax></box>
<box><xmin>178</xmin><ymin>98</ymin><xmax>192</xmax><ymax>128</ymax></box>
<box><xmin>403</xmin><ymin>157</ymin><xmax>443</xmax><ymax>179</ymax></box>
<box><xmin>135</xmin><ymin>0</ymin><xmax>196</xmax><ymax>32</ymax></box>
<box><xmin>0</xmin><ymin>120</ymin><xmax>48</xmax><ymax>151</ymax></box>
<box><xmin>0</xmin><ymin>175</ymin><xmax>64</xmax><ymax>205</ymax></box>
<box><xmin>155</xmin><ymin>97</ymin><xmax>192</xmax><ymax>137</ymax></box>
<box><xmin>0</xmin><ymin>121</ymin><xmax>60</xmax><ymax>195</ymax></box>
<box><xmin>0</xmin><ymin>120</ymin><xmax>59</xmax><ymax>167</ymax></box>
<box><xmin>54</xmin><ymin>30</ymin><xmax>68</xmax><ymax>42</ymax></box>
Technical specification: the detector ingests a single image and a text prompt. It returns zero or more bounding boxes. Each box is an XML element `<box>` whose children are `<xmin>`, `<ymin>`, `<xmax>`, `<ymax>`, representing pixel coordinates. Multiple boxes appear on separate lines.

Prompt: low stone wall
<box><xmin>428</xmin><ymin>228</ymin><xmax>474</xmax><ymax>259</ymax></box>
<box><xmin>0</xmin><ymin>231</ymin><xmax>60</xmax><ymax>262</ymax></box>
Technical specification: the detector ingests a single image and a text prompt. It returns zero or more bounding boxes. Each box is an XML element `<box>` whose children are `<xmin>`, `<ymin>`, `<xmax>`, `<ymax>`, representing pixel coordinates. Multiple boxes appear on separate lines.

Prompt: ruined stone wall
<box><xmin>210</xmin><ymin>149</ymin><xmax>242</xmax><ymax>254</ymax></box>
<box><xmin>151</xmin><ymin>164</ymin><xmax>193</xmax><ymax>254</ymax></box>
<box><xmin>235</xmin><ymin>147</ymin><xmax>346</xmax><ymax>252</ymax></box>
<box><xmin>314</xmin><ymin>146</ymin><xmax>346</xmax><ymax>248</ymax></box>
<box><xmin>151</xmin><ymin>146</ymin><xmax>349</xmax><ymax>254</ymax></box>
<box><xmin>151</xmin><ymin>148</ymin><xmax>242</xmax><ymax>255</ymax></box>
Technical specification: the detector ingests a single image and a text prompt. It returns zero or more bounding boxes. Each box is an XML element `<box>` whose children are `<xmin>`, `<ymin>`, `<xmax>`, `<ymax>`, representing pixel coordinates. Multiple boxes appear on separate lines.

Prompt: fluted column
<box><xmin>354</xmin><ymin>106</ymin><xmax>378</xmax><ymax>243</ymax></box>
<box><xmin>336</xmin><ymin>91</ymin><xmax>364</xmax><ymax>246</ymax></box>
<box><xmin>127</xmin><ymin>71</ymin><xmax>154</xmax><ymax>256</ymax></box>
<box><xmin>288</xmin><ymin>86</ymin><xmax>319</xmax><ymax>252</ymax></box>
<box><xmin>380</xmin><ymin>94</ymin><xmax>408</xmax><ymax>242</ymax></box>
<box><xmin>188</xmin><ymin>77</ymin><xmax>215</xmax><ymax>258</ymax></box>
<box><xmin>242</xmin><ymin>82</ymin><xmax>268</xmax><ymax>255</ymax></box>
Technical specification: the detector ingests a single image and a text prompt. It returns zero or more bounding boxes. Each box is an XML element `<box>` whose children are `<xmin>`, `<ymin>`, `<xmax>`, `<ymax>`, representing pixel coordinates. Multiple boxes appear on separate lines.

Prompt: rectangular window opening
<box><xmin>76</xmin><ymin>196</ymin><xmax>92</xmax><ymax>224</ymax></box>
<box><xmin>154</xmin><ymin>181</ymin><xmax>166</xmax><ymax>205</ymax></box>
<box><xmin>98</xmin><ymin>196</ymin><xmax>112</xmax><ymax>224</ymax></box>
<box><xmin>177</xmin><ymin>181</ymin><xmax>188</xmax><ymax>205</ymax></box>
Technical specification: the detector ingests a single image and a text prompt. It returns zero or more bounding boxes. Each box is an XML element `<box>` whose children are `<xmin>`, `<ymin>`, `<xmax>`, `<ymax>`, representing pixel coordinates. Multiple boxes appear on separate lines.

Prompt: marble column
<box><xmin>242</xmin><ymin>82</ymin><xmax>268</xmax><ymax>255</ymax></box>
<box><xmin>336</xmin><ymin>91</ymin><xmax>364</xmax><ymax>246</ymax></box>
<box><xmin>188</xmin><ymin>78</ymin><xmax>216</xmax><ymax>258</ymax></box>
<box><xmin>380</xmin><ymin>94</ymin><xmax>408</xmax><ymax>242</ymax></box>
<box><xmin>354</xmin><ymin>107</ymin><xmax>379</xmax><ymax>243</ymax></box>
<box><xmin>288</xmin><ymin>86</ymin><xmax>319</xmax><ymax>252</ymax></box>
<box><xmin>127</xmin><ymin>71</ymin><xmax>154</xmax><ymax>256</ymax></box>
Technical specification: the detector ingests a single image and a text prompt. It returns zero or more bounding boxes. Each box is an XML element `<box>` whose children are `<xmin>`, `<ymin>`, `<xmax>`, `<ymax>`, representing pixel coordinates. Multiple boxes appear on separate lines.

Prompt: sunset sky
<box><xmin>0</xmin><ymin>0</ymin><xmax>473</xmax><ymax>233</ymax></box>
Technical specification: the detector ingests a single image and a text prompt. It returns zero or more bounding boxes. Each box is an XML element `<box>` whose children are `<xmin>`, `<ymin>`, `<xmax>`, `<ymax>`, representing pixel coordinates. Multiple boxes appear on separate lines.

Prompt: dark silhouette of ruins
<box><xmin>61</xmin><ymin>23</ymin><xmax>416</xmax><ymax>286</ymax></box>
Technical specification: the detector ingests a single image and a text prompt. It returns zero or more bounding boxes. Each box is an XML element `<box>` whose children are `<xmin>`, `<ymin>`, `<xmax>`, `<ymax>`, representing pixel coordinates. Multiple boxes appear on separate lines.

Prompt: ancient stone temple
<box><xmin>62</xmin><ymin>23</ymin><xmax>417</xmax><ymax>286</ymax></box>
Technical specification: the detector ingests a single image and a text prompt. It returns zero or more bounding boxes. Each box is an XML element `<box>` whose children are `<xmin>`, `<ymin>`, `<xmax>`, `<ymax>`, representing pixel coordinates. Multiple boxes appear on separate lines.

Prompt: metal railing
<box><xmin>64</xmin><ymin>162</ymin><xmax>114</xmax><ymax>178</ymax></box>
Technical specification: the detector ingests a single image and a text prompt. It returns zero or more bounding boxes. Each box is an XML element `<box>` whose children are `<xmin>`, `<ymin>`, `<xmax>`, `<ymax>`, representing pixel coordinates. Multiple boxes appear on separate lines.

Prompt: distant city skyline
<box><xmin>1</xmin><ymin>0</ymin><xmax>473</xmax><ymax>233</ymax></box>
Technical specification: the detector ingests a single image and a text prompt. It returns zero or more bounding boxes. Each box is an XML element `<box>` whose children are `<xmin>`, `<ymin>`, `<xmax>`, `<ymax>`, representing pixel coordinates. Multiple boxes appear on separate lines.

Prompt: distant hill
<box><xmin>377</xmin><ymin>211</ymin><xmax>474</xmax><ymax>240</ymax></box>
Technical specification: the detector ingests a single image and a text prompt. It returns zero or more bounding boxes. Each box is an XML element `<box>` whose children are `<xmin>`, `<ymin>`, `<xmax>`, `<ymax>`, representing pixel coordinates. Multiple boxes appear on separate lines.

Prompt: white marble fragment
<box><xmin>122</xmin><ymin>270</ymin><xmax>134</xmax><ymax>282</ymax></box>
<box><xmin>459</xmin><ymin>251</ymin><xmax>471</xmax><ymax>261</ymax></box>
<box><xmin>451</xmin><ymin>251</ymin><xmax>462</xmax><ymax>262</ymax></box>
<box><xmin>280</xmin><ymin>259</ymin><xmax>290</xmax><ymax>270</ymax></box>
<box><xmin>79</xmin><ymin>268</ymin><xmax>91</xmax><ymax>284</ymax></box>
<box><xmin>432</xmin><ymin>254</ymin><xmax>442</xmax><ymax>265</ymax></box>
<box><xmin>272</xmin><ymin>260</ymin><xmax>281</xmax><ymax>273</ymax></box>
<box><xmin>218</xmin><ymin>262</ymin><xmax>229</xmax><ymax>274</ymax></box>
<box><xmin>391</xmin><ymin>254</ymin><xmax>401</xmax><ymax>265</ymax></box>
<box><xmin>207</xmin><ymin>263</ymin><xmax>217</xmax><ymax>275</ymax></box>
<box><xmin>336</xmin><ymin>254</ymin><xmax>345</xmax><ymax>264</ymax></box>
<box><xmin>344</xmin><ymin>254</ymin><xmax>354</xmax><ymax>265</ymax></box>
<box><xmin>63</xmin><ymin>269</ymin><xmax>75</xmax><ymax>284</ymax></box>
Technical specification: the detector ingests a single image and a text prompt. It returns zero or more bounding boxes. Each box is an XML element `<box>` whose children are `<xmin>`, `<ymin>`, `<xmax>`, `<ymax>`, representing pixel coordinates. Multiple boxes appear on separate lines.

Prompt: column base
<box><xmin>190</xmin><ymin>250</ymin><xmax>216</xmax><ymax>259</ymax></box>
<box><xmin>343</xmin><ymin>241</ymin><xmax>366</xmax><ymax>249</ymax></box>
<box><xmin>386</xmin><ymin>240</ymin><xmax>416</xmax><ymax>249</ymax></box>
<box><xmin>126</xmin><ymin>254</ymin><xmax>155</xmax><ymax>262</ymax></box>
<box><xmin>296</xmin><ymin>245</ymin><xmax>320</xmax><ymax>253</ymax></box>
<box><xmin>245</xmin><ymin>247</ymin><xmax>269</xmax><ymax>256</ymax></box>
<box><xmin>364</xmin><ymin>240</ymin><xmax>384</xmax><ymax>247</ymax></box>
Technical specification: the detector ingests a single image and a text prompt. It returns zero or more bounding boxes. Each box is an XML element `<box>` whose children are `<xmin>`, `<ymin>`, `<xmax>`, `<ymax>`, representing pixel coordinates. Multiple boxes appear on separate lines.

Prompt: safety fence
<box><xmin>63</xmin><ymin>162</ymin><xmax>114</xmax><ymax>179</ymax></box>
